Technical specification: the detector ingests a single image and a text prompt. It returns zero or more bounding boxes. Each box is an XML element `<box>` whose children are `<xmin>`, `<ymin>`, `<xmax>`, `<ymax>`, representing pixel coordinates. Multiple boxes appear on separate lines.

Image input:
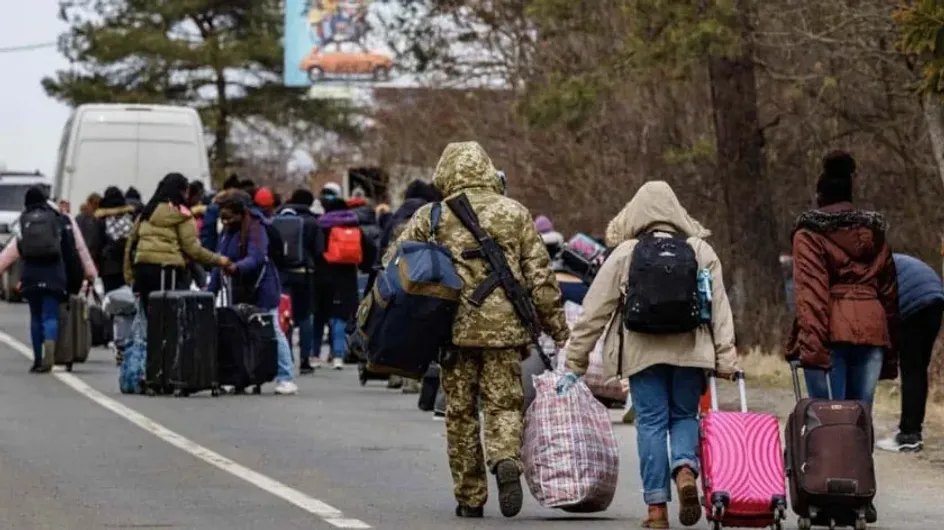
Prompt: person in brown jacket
<box><xmin>789</xmin><ymin>151</ymin><xmax>898</xmax><ymax>411</ymax></box>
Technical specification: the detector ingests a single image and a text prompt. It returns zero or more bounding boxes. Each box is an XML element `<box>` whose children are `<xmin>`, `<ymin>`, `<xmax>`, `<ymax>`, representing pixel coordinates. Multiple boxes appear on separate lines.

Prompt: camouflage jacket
<box><xmin>384</xmin><ymin>142</ymin><xmax>569</xmax><ymax>349</ymax></box>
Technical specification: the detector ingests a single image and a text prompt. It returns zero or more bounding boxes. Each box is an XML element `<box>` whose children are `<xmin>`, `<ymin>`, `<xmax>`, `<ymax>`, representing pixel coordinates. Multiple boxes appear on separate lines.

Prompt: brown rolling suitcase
<box><xmin>785</xmin><ymin>361</ymin><xmax>875</xmax><ymax>530</ymax></box>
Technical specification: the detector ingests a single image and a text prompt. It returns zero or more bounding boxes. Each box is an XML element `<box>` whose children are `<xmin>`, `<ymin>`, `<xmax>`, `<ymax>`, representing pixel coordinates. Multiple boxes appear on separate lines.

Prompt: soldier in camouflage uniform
<box><xmin>385</xmin><ymin>142</ymin><xmax>569</xmax><ymax>518</ymax></box>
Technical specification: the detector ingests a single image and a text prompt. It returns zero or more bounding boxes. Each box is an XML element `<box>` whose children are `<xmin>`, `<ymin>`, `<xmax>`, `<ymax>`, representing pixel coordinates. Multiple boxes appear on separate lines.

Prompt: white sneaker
<box><xmin>274</xmin><ymin>381</ymin><xmax>298</xmax><ymax>395</ymax></box>
<box><xmin>332</xmin><ymin>357</ymin><xmax>344</xmax><ymax>370</ymax></box>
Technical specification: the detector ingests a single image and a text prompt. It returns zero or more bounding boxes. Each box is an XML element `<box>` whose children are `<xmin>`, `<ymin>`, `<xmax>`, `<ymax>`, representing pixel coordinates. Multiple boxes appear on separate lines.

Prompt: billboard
<box><xmin>284</xmin><ymin>0</ymin><xmax>396</xmax><ymax>96</ymax></box>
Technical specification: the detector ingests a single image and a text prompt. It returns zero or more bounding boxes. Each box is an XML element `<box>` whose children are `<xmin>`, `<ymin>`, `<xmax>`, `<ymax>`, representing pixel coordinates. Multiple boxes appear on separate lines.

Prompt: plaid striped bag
<box><xmin>522</xmin><ymin>371</ymin><xmax>619</xmax><ymax>512</ymax></box>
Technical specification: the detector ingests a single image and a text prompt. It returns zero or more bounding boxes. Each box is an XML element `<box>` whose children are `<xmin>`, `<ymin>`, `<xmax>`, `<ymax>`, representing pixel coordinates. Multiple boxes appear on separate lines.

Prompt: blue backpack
<box><xmin>349</xmin><ymin>203</ymin><xmax>462</xmax><ymax>378</ymax></box>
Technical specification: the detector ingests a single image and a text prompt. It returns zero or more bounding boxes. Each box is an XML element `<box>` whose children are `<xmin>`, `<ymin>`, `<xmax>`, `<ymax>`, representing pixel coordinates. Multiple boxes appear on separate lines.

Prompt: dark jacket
<box><xmin>789</xmin><ymin>202</ymin><xmax>898</xmax><ymax>378</ymax></box>
<box><xmin>17</xmin><ymin>203</ymin><xmax>70</xmax><ymax>299</ymax></box>
<box><xmin>274</xmin><ymin>203</ymin><xmax>323</xmax><ymax>275</ymax></box>
<box><xmin>200</xmin><ymin>202</ymin><xmax>220</xmax><ymax>250</ymax></box>
<box><xmin>893</xmin><ymin>253</ymin><xmax>944</xmax><ymax>320</ymax></box>
<box><xmin>209</xmin><ymin>211</ymin><xmax>282</xmax><ymax>310</ymax></box>
<box><xmin>314</xmin><ymin>197</ymin><xmax>378</xmax><ymax>319</ymax></box>
<box><xmin>75</xmin><ymin>211</ymin><xmax>101</xmax><ymax>263</ymax></box>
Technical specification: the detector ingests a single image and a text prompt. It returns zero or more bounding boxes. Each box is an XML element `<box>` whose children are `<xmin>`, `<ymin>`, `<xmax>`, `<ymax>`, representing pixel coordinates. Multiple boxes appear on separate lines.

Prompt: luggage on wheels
<box><xmin>54</xmin><ymin>292</ymin><xmax>92</xmax><ymax>371</ymax></box>
<box><xmin>785</xmin><ymin>362</ymin><xmax>875</xmax><ymax>530</ymax></box>
<box><xmin>145</xmin><ymin>269</ymin><xmax>219</xmax><ymax>397</ymax></box>
<box><xmin>699</xmin><ymin>371</ymin><xmax>787</xmax><ymax>529</ymax></box>
<box><xmin>216</xmin><ymin>276</ymin><xmax>278</xmax><ymax>394</ymax></box>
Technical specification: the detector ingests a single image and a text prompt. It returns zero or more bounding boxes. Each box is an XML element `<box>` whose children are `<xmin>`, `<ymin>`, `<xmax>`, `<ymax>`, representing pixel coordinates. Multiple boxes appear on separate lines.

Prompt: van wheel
<box><xmin>308</xmin><ymin>67</ymin><xmax>325</xmax><ymax>82</ymax></box>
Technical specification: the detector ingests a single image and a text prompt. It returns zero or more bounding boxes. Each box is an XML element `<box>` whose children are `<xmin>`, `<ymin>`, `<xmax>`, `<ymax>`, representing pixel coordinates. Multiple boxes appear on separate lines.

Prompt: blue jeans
<box><xmin>804</xmin><ymin>345</ymin><xmax>884</xmax><ymax>409</ymax></box>
<box><xmin>284</xmin><ymin>283</ymin><xmax>314</xmax><ymax>361</ymax></box>
<box><xmin>629</xmin><ymin>364</ymin><xmax>704</xmax><ymax>505</ymax></box>
<box><xmin>26</xmin><ymin>294</ymin><xmax>59</xmax><ymax>364</ymax></box>
<box><xmin>269</xmin><ymin>309</ymin><xmax>295</xmax><ymax>383</ymax></box>
<box><xmin>313</xmin><ymin>317</ymin><xmax>347</xmax><ymax>357</ymax></box>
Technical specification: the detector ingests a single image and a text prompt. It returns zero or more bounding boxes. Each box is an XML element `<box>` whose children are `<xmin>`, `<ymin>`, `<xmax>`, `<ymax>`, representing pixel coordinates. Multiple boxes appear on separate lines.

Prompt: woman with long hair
<box><xmin>118</xmin><ymin>173</ymin><xmax>230</xmax><ymax>394</ymax></box>
<box><xmin>210</xmin><ymin>194</ymin><xmax>297</xmax><ymax>395</ymax></box>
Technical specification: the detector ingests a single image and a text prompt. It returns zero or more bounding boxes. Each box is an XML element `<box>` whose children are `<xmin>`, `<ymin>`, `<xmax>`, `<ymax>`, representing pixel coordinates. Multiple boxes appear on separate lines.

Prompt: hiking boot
<box><xmin>41</xmin><ymin>340</ymin><xmax>56</xmax><ymax>372</ymax></box>
<box><xmin>876</xmin><ymin>431</ymin><xmax>923</xmax><ymax>453</ymax></box>
<box><xmin>29</xmin><ymin>363</ymin><xmax>41</xmax><ymax>373</ymax></box>
<box><xmin>642</xmin><ymin>504</ymin><xmax>669</xmax><ymax>529</ymax></box>
<box><xmin>866</xmin><ymin>503</ymin><xmax>877</xmax><ymax>523</ymax></box>
<box><xmin>455</xmin><ymin>504</ymin><xmax>484</xmax><ymax>518</ymax></box>
<box><xmin>299</xmin><ymin>363</ymin><xmax>314</xmax><ymax>375</ymax></box>
<box><xmin>401</xmin><ymin>379</ymin><xmax>420</xmax><ymax>394</ymax></box>
<box><xmin>675</xmin><ymin>466</ymin><xmax>701</xmax><ymax>526</ymax></box>
<box><xmin>494</xmin><ymin>459</ymin><xmax>523</xmax><ymax>518</ymax></box>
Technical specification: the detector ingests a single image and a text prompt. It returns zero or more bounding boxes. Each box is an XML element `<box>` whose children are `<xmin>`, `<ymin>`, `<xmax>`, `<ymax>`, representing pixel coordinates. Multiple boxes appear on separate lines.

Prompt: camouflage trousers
<box><xmin>441</xmin><ymin>347</ymin><xmax>524</xmax><ymax>507</ymax></box>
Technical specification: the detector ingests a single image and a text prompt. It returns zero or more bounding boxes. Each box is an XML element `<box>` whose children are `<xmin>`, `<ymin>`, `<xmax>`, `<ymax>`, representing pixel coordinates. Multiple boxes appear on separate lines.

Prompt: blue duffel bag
<box><xmin>350</xmin><ymin>203</ymin><xmax>462</xmax><ymax>379</ymax></box>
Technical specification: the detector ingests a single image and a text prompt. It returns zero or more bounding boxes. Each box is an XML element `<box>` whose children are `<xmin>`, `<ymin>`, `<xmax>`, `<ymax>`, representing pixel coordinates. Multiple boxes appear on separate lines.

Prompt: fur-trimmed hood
<box><xmin>93</xmin><ymin>205</ymin><xmax>136</xmax><ymax>219</ymax></box>
<box><xmin>794</xmin><ymin>202</ymin><xmax>887</xmax><ymax>262</ymax></box>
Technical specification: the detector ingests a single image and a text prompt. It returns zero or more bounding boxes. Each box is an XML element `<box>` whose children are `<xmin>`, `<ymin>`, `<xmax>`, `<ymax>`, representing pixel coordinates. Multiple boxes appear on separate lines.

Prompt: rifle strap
<box><xmin>446</xmin><ymin>195</ymin><xmax>503</xmax><ymax>306</ymax></box>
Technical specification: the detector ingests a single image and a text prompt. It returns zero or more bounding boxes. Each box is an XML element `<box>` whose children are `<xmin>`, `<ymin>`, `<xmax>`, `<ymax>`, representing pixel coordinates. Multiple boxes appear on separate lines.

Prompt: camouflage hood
<box><xmin>432</xmin><ymin>142</ymin><xmax>503</xmax><ymax>197</ymax></box>
<box><xmin>605</xmin><ymin>180</ymin><xmax>710</xmax><ymax>246</ymax></box>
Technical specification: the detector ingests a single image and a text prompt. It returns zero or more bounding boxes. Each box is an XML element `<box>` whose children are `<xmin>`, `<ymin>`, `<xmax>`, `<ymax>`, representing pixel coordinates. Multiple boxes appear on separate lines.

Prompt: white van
<box><xmin>53</xmin><ymin>104</ymin><xmax>210</xmax><ymax>211</ymax></box>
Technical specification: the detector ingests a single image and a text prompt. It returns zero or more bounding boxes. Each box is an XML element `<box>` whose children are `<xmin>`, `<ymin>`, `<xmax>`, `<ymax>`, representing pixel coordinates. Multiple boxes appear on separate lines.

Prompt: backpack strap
<box><xmin>429</xmin><ymin>203</ymin><xmax>442</xmax><ymax>242</ymax></box>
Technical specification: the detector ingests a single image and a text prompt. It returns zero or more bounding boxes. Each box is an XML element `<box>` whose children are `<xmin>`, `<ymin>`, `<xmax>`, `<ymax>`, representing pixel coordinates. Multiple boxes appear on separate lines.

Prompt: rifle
<box><xmin>445</xmin><ymin>194</ymin><xmax>551</xmax><ymax>369</ymax></box>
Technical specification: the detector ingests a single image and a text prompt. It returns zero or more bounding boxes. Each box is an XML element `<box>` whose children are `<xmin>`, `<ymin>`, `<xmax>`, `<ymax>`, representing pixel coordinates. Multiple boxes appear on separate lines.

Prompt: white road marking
<box><xmin>0</xmin><ymin>331</ymin><xmax>371</xmax><ymax>529</ymax></box>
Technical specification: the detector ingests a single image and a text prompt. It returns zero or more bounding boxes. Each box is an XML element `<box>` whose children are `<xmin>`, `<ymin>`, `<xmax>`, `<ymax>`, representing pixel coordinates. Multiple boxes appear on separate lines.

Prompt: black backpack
<box><xmin>272</xmin><ymin>210</ymin><xmax>306</xmax><ymax>268</ymax></box>
<box><xmin>18</xmin><ymin>208</ymin><xmax>63</xmax><ymax>259</ymax></box>
<box><xmin>623</xmin><ymin>232</ymin><xmax>700</xmax><ymax>334</ymax></box>
<box><xmin>264</xmin><ymin>222</ymin><xmax>286</xmax><ymax>270</ymax></box>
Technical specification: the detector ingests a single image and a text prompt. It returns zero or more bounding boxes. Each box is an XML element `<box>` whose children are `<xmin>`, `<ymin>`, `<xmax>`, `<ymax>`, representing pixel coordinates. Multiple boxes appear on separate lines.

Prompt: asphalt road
<box><xmin>0</xmin><ymin>301</ymin><xmax>940</xmax><ymax>529</ymax></box>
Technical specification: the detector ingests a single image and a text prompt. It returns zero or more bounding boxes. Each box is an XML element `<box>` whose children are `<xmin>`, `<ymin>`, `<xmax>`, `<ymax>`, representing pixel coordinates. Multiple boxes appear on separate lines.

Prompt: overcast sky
<box><xmin>0</xmin><ymin>0</ymin><xmax>69</xmax><ymax>177</ymax></box>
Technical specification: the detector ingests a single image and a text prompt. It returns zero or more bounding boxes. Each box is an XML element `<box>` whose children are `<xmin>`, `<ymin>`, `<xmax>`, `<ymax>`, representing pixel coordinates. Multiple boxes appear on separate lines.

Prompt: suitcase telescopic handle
<box><xmin>789</xmin><ymin>360</ymin><xmax>833</xmax><ymax>401</ymax></box>
<box><xmin>707</xmin><ymin>370</ymin><xmax>747</xmax><ymax>413</ymax></box>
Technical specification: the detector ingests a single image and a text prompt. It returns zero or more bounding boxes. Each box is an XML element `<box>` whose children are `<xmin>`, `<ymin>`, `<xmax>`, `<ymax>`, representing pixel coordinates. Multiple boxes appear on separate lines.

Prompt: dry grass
<box><xmin>738</xmin><ymin>349</ymin><xmax>944</xmax><ymax>434</ymax></box>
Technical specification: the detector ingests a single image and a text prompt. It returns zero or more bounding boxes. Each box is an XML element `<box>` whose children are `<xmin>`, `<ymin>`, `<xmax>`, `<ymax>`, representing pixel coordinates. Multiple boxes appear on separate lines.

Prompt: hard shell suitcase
<box><xmin>699</xmin><ymin>372</ymin><xmax>787</xmax><ymax>529</ymax></box>
<box><xmin>785</xmin><ymin>362</ymin><xmax>875</xmax><ymax>530</ymax></box>
<box><xmin>146</xmin><ymin>270</ymin><xmax>219</xmax><ymax>397</ymax></box>
<box><xmin>88</xmin><ymin>289</ymin><xmax>112</xmax><ymax>348</ymax></box>
<box><xmin>216</xmin><ymin>277</ymin><xmax>278</xmax><ymax>394</ymax></box>
<box><xmin>54</xmin><ymin>293</ymin><xmax>92</xmax><ymax>370</ymax></box>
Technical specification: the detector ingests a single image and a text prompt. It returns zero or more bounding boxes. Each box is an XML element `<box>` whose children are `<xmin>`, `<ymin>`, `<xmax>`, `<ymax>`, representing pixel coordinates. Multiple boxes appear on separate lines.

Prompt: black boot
<box><xmin>455</xmin><ymin>504</ymin><xmax>483</xmax><ymax>518</ymax></box>
<box><xmin>495</xmin><ymin>459</ymin><xmax>523</xmax><ymax>518</ymax></box>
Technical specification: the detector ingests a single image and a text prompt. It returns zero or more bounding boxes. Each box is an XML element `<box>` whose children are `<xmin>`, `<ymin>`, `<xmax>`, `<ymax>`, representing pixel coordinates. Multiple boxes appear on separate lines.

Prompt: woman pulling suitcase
<box><xmin>119</xmin><ymin>173</ymin><xmax>230</xmax><ymax>394</ymax></box>
<box><xmin>209</xmin><ymin>194</ymin><xmax>297</xmax><ymax>396</ymax></box>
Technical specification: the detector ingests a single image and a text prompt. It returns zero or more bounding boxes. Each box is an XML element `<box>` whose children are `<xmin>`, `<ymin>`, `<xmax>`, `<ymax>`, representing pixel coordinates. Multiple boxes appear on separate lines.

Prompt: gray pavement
<box><xmin>0</xmin><ymin>301</ymin><xmax>940</xmax><ymax>529</ymax></box>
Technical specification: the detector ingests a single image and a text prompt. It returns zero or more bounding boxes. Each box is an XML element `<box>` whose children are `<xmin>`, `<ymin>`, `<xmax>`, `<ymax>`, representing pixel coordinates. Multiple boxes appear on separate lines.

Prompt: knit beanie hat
<box><xmin>534</xmin><ymin>215</ymin><xmax>553</xmax><ymax>234</ymax></box>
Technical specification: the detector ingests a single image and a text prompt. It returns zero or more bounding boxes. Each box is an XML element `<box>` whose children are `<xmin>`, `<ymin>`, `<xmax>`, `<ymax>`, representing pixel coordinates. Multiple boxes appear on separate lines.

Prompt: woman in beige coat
<box><xmin>559</xmin><ymin>181</ymin><xmax>738</xmax><ymax>529</ymax></box>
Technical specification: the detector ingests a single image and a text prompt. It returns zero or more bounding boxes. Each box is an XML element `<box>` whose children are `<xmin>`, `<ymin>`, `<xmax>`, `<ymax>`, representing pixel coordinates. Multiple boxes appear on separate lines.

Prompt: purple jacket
<box><xmin>209</xmin><ymin>213</ymin><xmax>282</xmax><ymax>310</ymax></box>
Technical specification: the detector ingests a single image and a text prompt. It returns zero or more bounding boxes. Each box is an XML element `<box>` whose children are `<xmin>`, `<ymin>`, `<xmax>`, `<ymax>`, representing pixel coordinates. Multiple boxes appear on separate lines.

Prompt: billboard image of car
<box><xmin>284</xmin><ymin>0</ymin><xmax>396</xmax><ymax>94</ymax></box>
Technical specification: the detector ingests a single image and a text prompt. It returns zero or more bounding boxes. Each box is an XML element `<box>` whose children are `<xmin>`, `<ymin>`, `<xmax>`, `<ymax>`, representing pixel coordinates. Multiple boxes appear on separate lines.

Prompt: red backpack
<box><xmin>324</xmin><ymin>226</ymin><xmax>363</xmax><ymax>264</ymax></box>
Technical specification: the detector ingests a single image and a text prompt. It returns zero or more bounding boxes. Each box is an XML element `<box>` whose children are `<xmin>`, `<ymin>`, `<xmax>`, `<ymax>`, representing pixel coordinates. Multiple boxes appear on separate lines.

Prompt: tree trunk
<box><xmin>213</xmin><ymin>70</ymin><xmax>230</xmax><ymax>180</ymax></box>
<box><xmin>921</xmin><ymin>92</ymin><xmax>944</xmax><ymax>276</ymax></box>
<box><xmin>707</xmin><ymin>12</ymin><xmax>784</xmax><ymax>349</ymax></box>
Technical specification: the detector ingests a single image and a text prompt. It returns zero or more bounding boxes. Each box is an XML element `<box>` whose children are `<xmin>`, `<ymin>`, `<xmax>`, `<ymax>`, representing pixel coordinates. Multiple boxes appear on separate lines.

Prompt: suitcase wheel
<box><xmin>173</xmin><ymin>388</ymin><xmax>189</xmax><ymax>398</ymax></box>
<box><xmin>211</xmin><ymin>387</ymin><xmax>220</xmax><ymax>397</ymax></box>
<box><xmin>358</xmin><ymin>365</ymin><xmax>367</xmax><ymax>386</ymax></box>
<box><xmin>234</xmin><ymin>387</ymin><xmax>247</xmax><ymax>395</ymax></box>
<box><xmin>252</xmin><ymin>385</ymin><xmax>262</xmax><ymax>395</ymax></box>
<box><xmin>145</xmin><ymin>387</ymin><xmax>157</xmax><ymax>397</ymax></box>
<box><xmin>65</xmin><ymin>363</ymin><xmax>73</xmax><ymax>373</ymax></box>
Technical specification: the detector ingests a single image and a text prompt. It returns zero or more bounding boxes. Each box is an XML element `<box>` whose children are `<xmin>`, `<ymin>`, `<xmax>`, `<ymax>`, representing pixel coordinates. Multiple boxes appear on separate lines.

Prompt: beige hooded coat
<box><xmin>564</xmin><ymin>181</ymin><xmax>738</xmax><ymax>379</ymax></box>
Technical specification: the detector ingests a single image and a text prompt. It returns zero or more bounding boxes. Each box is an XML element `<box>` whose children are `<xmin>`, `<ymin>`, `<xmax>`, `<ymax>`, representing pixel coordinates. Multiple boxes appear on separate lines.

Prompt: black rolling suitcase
<box><xmin>216</xmin><ymin>277</ymin><xmax>278</xmax><ymax>394</ymax></box>
<box><xmin>145</xmin><ymin>269</ymin><xmax>219</xmax><ymax>397</ymax></box>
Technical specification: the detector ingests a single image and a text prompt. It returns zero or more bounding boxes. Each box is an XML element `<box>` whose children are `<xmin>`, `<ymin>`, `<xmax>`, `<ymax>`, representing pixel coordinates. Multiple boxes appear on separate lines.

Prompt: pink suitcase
<box><xmin>699</xmin><ymin>372</ymin><xmax>788</xmax><ymax>529</ymax></box>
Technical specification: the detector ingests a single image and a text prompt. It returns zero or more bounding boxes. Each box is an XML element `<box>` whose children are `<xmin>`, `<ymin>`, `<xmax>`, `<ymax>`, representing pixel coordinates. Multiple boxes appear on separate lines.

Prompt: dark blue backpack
<box><xmin>349</xmin><ymin>203</ymin><xmax>462</xmax><ymax>378</ymax></box>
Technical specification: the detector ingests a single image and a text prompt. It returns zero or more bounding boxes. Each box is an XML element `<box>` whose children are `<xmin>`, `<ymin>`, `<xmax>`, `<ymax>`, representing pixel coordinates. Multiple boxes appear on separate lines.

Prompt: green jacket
<box><xmin>385</xmin><ymin>141</ymin><xmax>569</xmax><ymax>349</ymax></box>
<box><xmin>124</xmin><ymin>202</ymin><xmax>223</xmax><ymax>285</ymax></box>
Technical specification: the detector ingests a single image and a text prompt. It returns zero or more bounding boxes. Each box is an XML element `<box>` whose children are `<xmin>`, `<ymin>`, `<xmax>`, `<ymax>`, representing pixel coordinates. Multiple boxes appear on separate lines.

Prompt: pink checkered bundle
<box><xmin>522</xmin><ymin>371</ymin><xmax>619</xmax><ymax>512</ymax></box>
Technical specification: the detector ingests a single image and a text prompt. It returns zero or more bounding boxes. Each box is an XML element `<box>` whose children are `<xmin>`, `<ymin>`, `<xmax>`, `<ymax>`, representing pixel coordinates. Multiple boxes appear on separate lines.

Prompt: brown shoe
<box><xmin>675</xmin><ymin>467</ymin><xmax>701</xmax><ymax>526</ymax></box>
<box><xmin>642</xmin><ymin>504</ymin><xmax>669</xmax><ymax>528</ymax></box>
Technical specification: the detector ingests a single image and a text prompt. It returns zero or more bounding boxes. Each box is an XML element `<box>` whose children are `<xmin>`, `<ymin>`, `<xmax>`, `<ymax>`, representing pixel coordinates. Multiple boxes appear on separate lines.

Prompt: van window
<box><xmin>53</xmin><ymin>114</ymin><xmax>74</xmax><ymax>190</ymax></box>
<box><xmin>0</xmin><ymin>184</ymin><xmax>50</xmax><ymax>211</ymax></box>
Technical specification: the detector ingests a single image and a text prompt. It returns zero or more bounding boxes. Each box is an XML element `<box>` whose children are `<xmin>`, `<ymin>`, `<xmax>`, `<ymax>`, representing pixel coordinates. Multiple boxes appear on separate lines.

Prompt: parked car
<box><xmin>299</xmin><ymin>50</ymin><xmax>393</xmax><ymax>82</ymax></box>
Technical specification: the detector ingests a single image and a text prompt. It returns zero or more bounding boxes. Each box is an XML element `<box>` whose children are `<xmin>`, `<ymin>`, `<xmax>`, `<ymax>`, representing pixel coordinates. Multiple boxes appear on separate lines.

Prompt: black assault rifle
<box><xmin>445</xmin><ymin>194</ymin><xmax>552</xmax><ymax>369</ymax></box>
